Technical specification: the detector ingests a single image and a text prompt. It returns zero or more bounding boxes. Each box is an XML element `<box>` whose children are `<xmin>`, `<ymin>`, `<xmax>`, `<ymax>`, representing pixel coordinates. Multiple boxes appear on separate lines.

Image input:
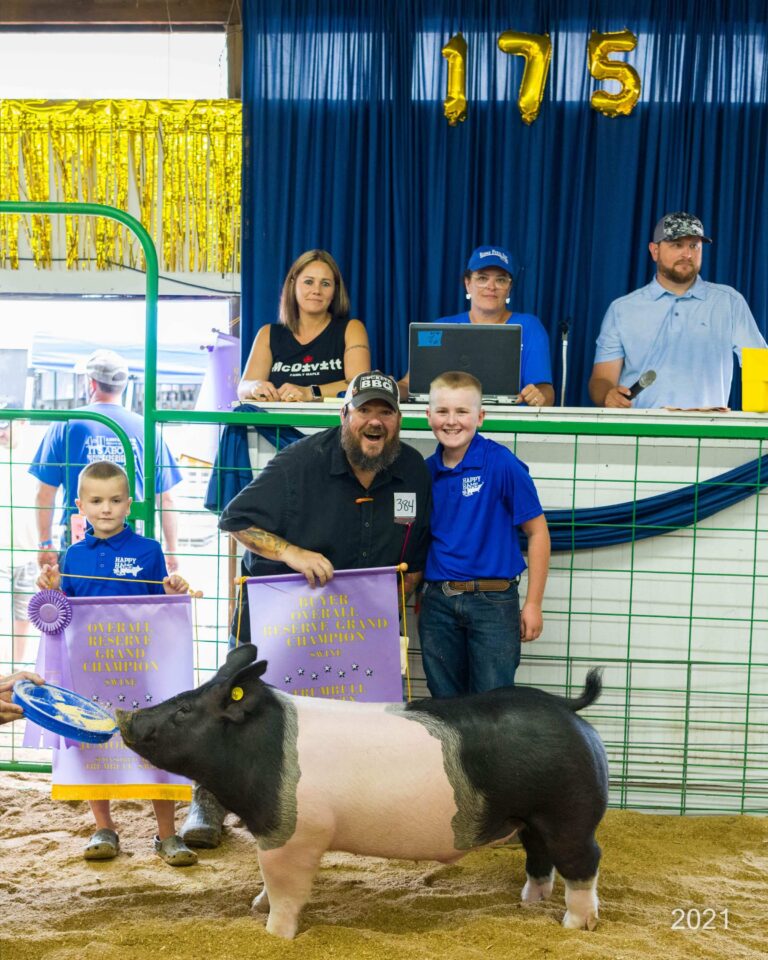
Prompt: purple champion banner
<box><xmin>194</xmin><ymin>330</ymin><xmax>240</xmax><ymax>463</ymax></box>
<box><xmin>245</xmin><ymin>567</ymin><xmax>403</xmax><ymax>703</ymax></box>
<box><xmin>197</xmin><ymin>330</ymin><xmax>239</xmax><ymax>411</ymax></box>
<box><xmin>27</xmin><ymin>594</ymin><xmax>194</xmax><ymax>802</ymax></box>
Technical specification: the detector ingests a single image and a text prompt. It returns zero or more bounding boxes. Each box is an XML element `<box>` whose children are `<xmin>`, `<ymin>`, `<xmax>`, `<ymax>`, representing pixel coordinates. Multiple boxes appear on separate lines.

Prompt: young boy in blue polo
<box><xmin>37</xmin><ymin>460</ymin><xmax>199</xmax><ymax>867</ymax></box>
<box><xmin>419</xmin><ymin>371</ymin><xmax>551</xmax><ymax>698</ymax></box>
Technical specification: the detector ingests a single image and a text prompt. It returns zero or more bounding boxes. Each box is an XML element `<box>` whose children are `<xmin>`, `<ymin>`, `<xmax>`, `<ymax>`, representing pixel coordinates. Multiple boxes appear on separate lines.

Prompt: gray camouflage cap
<box><xmin>652</xmin><ymin>212</ymin><xmax>712</xmax><ymax>244</ymax></box>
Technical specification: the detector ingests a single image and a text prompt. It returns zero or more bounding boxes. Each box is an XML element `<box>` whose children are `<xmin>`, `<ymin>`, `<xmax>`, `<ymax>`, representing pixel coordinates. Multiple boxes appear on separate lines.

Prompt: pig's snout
<box><xmin>115</xmin><ymin>708</ymin><xmax>135</xmax><ymax>744</ymax></box>
<box><xmin>115</xmin><ymin>707</ymin><xmax>157</xmax><ymax>748</ymax></box>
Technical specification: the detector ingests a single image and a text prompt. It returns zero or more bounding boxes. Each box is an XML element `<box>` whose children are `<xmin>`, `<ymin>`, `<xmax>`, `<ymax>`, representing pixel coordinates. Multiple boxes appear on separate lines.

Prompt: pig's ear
<box><xmin>229</xmin><ymin>658</ymin><xmax>268</xmax><ymax>685</ymax></box>
<box><xmin>218</xmin><ymin>643</ymin><xmax>259</xmax><ymax>680</ymax></box>
<box><xmin>221</xmin><ymin>659</ymin><xmax>269</xmax><ymax>722</ymax></box>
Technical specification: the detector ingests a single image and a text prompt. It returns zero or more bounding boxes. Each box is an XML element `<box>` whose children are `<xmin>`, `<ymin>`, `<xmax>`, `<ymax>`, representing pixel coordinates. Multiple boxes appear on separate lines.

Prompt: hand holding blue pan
<box><xmin>12</xmin><ymin>680</ymin><xmax>118</xmax><ymax>744</ymax></box>
<box><xmin>0</xmin><ymin>670</ymin><xmax>44</xmax><ymax>725</ymax></box>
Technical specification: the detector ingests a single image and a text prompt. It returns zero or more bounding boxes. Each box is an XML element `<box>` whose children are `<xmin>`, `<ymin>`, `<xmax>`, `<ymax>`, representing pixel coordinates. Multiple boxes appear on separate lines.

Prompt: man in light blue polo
<box><xmin>589</xmin><ymin>212</ymin><xmax>766</xmax><ymax>409</ymax></box>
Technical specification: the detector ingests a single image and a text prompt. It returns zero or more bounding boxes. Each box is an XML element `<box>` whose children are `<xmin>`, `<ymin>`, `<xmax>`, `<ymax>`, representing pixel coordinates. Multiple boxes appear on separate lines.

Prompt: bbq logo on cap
<box><xmin>343</xmin><ymin>371</ymin><xmax>400</xmax><ymax>410</ymax></box>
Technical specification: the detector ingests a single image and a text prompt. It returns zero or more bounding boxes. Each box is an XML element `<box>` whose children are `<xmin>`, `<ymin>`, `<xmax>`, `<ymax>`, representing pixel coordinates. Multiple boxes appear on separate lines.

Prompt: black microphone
<box><xmin>627</xmin><ymin>369</ymin><xmax>656</xmax><ymax>399</ymax></box>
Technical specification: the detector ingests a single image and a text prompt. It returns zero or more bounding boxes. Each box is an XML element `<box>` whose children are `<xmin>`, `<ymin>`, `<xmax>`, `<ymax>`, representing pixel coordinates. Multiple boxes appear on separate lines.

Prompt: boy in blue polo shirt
<box><xmin>419</xmin><ymin>371</ymin><xmax>551</xmax><ymax>697</ymax></box>
<box><xmin>37</xmin><ymin>460</ymin><xmax>199</xmax><ymax>867</ymax></box>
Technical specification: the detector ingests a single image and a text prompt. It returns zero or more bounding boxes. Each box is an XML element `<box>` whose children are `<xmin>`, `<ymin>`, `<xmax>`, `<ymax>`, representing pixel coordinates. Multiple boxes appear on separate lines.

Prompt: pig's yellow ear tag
<box><xmin>231</xmin><ymin>687</ymin><xmax>244</xmax><ymax>701</ymax></box>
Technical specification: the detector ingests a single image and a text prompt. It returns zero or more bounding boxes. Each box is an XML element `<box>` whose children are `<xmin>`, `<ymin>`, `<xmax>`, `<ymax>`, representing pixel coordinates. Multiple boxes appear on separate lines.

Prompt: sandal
<box><xmin>154</xmin><ymin>834</ymin><xmax>198</xmax><ymax>867</ymax></box>
<box><xmin>84</xmin><ymin>828</ymin><xmax>119</xmax><ymax>861</ymax></box>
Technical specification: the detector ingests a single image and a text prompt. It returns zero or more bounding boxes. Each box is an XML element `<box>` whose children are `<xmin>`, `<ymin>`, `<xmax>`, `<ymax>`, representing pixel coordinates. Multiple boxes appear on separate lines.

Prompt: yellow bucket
<box><xmin>741</xmin><ymin>347</ymin><xmax>768</xmax><ymax>412</ymax></box>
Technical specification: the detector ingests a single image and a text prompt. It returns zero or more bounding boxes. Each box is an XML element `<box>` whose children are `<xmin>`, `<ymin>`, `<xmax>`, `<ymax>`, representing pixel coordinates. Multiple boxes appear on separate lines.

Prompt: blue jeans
<box><xmin>418</xmin><ymin>580</ymin><xmax>521</xmax><ymax>698</ymax></box>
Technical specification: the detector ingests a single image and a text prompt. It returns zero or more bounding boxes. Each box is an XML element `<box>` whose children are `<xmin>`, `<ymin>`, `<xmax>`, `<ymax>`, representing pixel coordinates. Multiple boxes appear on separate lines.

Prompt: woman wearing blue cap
<box><xmin>398</xmin><ymin>246</ymin><xmax>554</xmax><ymax>406</ymax></box>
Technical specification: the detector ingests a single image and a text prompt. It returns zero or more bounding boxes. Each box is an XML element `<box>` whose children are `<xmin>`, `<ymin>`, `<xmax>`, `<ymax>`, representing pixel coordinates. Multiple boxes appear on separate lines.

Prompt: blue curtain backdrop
<box><xmin>241</xmin><ymin>1</ymin><xmax>768</xmax><ymax>406</ymax></box>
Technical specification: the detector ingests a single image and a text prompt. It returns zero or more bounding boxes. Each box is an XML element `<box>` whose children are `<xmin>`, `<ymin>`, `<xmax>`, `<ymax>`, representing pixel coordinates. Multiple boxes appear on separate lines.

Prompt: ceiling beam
<box><xmin>0</xmin><ymin>1</ymin><xmax>240</xmax><ymax>26</ymax></box>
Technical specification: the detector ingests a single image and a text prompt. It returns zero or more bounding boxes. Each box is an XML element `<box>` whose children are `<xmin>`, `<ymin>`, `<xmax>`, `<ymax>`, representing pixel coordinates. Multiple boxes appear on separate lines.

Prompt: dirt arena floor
<box><xmin>1</xmin><ymin>771</ymin><xmax>765</xmax><ymax>960</ymax></box>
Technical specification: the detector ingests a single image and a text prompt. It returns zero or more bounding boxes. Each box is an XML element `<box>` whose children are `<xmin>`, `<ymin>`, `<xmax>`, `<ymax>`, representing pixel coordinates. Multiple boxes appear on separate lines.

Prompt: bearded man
<box><xmin>588</xmin><ymin>212</ymin><xmax>766</xmax><ymax>409</ymax></box>
<box><xmin>181</xmin><ymin>372</ymin><xmax>432</xmax><ymax>847</ymax></box>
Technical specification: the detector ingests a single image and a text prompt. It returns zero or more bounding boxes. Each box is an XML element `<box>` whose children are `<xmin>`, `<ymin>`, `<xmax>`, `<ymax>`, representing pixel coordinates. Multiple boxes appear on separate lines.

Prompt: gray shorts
<box><xmin>0</xmin><ymin>559</ymin><xmax>38</xmax><ymax>620</ymax></box>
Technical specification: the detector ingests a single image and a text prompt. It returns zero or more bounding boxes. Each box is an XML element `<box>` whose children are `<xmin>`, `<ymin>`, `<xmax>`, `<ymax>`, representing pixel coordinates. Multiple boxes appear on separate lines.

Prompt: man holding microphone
<box><xmin>589</xmin><ymin>212</ymin><xmax>766</xmax><ymax>409</ymax></box>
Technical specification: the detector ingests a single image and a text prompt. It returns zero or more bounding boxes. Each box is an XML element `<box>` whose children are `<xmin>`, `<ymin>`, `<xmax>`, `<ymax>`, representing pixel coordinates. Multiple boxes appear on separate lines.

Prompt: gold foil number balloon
<box><xmin>498</xmin><ymin>31</ymin><xmax>552</xmax><ymax>125</ymax></box>
<box><xmin>442</xmin><ymin>33</ymin><xmax>468</xmax><ymax>125</ymax></box>
<box><xmin>588</xmin><ymin>29</ymin><xmax>641</xmax><ymax>117</ymax></box>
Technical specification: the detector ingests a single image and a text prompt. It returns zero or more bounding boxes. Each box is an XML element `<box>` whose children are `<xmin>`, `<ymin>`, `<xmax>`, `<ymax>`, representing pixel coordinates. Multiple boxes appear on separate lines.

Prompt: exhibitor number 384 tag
<box><xmin>394</xmin><ymin>492</ymin><xmax>416</xmax><ymax>524</ymax></box>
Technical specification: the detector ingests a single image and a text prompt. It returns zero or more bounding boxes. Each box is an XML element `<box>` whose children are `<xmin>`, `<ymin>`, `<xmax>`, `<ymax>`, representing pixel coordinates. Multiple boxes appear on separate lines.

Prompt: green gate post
<box><xmin>0</xmin><ymin>201</ymin><xmax>159</xmax><ymax>536</ymax></box>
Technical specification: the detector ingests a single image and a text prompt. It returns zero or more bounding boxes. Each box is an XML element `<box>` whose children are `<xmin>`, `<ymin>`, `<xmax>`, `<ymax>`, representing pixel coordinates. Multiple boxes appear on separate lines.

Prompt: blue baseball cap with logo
<box><xmin>466</xmin><ymin>245</ymin><xmax>515</xmax><ymax>275</ymax></box>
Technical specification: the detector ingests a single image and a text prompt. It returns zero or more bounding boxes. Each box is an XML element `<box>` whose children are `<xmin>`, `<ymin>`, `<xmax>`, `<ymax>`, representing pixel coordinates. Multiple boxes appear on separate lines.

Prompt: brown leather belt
<box><xmin>445</xmin><ymin>579</ymin><xmax>512</xmax><ymax>593</ymax></box>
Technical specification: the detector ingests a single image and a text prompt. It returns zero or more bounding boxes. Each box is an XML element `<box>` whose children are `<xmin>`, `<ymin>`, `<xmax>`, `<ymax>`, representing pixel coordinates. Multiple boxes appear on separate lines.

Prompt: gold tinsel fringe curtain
<box><xmin>0</xmin><ymin>100</ymin><xmax>241</xmax><ymax>273</ymax></box>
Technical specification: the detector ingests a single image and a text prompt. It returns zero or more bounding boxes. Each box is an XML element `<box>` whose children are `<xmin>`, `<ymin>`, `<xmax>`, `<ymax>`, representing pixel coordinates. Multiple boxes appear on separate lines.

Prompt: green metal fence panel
<box><xmin>0</xmin><ymin>200</ymin><xmax>159</xmax><ymax>772</ymax></box>
<box><xmin>3</xmin><ymin>408</ymin><xmax>768</xmax><ymax>810</ymax></box>
<box><xmin>1</xmin><ymin>203</ymin><xmax>765</xmax><ymax>812</ymax></box>
<box><xmin>0</xmin><ymin>201</ymin><xmax>158</xmax><ymax>534</ymax></box>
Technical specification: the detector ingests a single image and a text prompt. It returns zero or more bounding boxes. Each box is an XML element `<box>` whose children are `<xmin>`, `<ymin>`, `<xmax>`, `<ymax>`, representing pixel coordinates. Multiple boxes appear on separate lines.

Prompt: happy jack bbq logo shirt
<box><xmin>113</xmin><ymin>556</ymin><xmax>143</xmax><ymax>578</ymax></box>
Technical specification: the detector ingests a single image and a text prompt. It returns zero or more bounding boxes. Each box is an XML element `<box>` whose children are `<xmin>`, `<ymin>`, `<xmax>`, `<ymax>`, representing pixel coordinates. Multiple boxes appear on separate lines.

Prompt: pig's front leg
<box><xmin>256</xmin><ymin>844</ymin><xmax>323</xmax><ymax>939</ymax></box>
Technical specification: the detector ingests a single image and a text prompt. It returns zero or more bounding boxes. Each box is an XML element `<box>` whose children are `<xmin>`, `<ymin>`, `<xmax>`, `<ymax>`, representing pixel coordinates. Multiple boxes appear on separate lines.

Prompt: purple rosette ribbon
<box><xmin>24</xmin><ymin>590</ymin><xmax>75</xmax><ymax>750</ymax></box>
<box><xmin>28</xmin><ymin>590</ymin><xmax>73</xmax><ymax>634</ymax></box>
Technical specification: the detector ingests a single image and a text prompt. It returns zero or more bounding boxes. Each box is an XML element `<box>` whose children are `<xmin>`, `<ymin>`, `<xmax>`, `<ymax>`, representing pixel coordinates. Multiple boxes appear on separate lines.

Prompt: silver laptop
<box><xmin>408</xmin><ymin>323</ymin><xmax>522</xmax><ymax>403</ymax></box>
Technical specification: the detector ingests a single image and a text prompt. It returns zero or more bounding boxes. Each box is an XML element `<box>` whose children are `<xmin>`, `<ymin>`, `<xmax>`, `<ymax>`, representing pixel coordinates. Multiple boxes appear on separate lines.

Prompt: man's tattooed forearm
<box><xmin>234</xmin><ymin>527</ymin><xmax>289</xmax><ymax>559</ymax></box>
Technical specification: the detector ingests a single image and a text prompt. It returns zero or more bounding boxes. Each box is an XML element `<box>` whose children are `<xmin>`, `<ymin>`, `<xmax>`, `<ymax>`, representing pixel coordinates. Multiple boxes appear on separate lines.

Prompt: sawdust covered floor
<box><xmin>1</xmin><ymin>771</ymin><xmax>766</xmax><ymax>960</ymax></box>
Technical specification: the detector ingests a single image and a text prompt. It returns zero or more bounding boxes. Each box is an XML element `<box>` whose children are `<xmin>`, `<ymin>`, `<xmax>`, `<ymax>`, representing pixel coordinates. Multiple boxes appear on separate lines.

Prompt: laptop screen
<box><xmin>408</xmin><ymin>323</ymin><xmax>522</xmax><ymax>402</ymax></box>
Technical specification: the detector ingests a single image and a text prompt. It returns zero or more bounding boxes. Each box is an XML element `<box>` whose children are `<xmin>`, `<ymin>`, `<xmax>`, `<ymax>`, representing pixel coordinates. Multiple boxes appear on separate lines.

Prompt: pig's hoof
<box><xmin>251</xmin><ymin>889</ymin><xmax>270</xmax><ymax>914</ymax></box>
<box><xmin>265</xmin><ymin>914</ymin><xmax>298</xmax><ymax>939</ymax></box>
<box><xmin>521</xmin><ymin>873</ymin><xmax>554</xmax><ymax>903</ymax></box>
<box><xmin>562</xmin><ymin>909</ymin><xmax>598</xmax><ymax>931</ymax></box>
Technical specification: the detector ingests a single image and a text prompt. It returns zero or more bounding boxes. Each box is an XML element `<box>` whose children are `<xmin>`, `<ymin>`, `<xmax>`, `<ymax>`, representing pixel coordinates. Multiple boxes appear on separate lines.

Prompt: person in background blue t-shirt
<box><xmin>418</xmin><ymin>371</ymin><xmax>551</xmax><ymax>698</ymax></box>
<box><xmin>398</xmin><ymin>245</ymin><xmax>554</xmax><ymax>407</ymax></box>
<box><xmin>29</xmin><ymin>348</ymin><xmax>182</xmax><ymax>571</ymax></box>
<box><xmin>37</xmin><ymin>460</ymin><xmax>200</xmax><ymax>868</ymax></box>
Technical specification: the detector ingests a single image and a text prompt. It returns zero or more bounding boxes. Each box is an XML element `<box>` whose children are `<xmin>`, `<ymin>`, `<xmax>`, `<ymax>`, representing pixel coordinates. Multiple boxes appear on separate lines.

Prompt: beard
<box><xmin>341</xmin><ymin>421</ymin><xmax>401</xmax><ymax>474</ymax></box>
<box><xmin>658</xmin><ymin>260</ymin><xmax>699</xmax><ymax>285</ymax></box>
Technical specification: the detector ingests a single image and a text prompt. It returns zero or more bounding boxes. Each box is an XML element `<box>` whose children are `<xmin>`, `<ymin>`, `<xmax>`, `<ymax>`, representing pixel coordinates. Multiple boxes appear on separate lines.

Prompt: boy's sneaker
<box><xmin>83</xmin><ymin>828</ymin><xmax>119</xmax><ymax>860</ymax></box>
<box><xmin>154</xmin><ymin>834</ymin><xmax>198</xmax><ymax>867</ymax></box>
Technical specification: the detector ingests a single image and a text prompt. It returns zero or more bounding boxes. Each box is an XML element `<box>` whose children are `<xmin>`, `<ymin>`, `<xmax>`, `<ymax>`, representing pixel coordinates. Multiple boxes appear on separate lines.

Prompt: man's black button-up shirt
<box><xmin>219</xmin><ymin>426</ymin><xmax>431</xmax><ymax>578</ymax></box>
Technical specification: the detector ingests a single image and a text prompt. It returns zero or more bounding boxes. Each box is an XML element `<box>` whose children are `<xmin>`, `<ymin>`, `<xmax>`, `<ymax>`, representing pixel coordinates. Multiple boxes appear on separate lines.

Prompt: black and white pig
<box><xmin>117</xmin><ymin>643</ymin><xmax>608</xmax><ymax>939</ymax></box>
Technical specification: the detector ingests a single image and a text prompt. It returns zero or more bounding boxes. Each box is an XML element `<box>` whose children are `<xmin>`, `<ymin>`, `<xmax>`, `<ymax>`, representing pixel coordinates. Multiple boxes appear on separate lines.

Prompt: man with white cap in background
<box><xmin>29</xmin><ymin>349</ymin><xmax>182</xmax><ymax>569</ymax></box>
<box><xmin>589</xmin><ymin>212</ymin><xmax>767</xmax><ymax>409</ymax></box>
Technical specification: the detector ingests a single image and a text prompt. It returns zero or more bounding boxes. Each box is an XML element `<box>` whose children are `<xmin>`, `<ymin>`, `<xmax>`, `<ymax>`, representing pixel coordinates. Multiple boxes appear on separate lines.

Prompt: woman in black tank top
<box><xmin>238</xmin><ymin>250</ymin><xmax>371</xmax><ymax>403</ymax></box>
